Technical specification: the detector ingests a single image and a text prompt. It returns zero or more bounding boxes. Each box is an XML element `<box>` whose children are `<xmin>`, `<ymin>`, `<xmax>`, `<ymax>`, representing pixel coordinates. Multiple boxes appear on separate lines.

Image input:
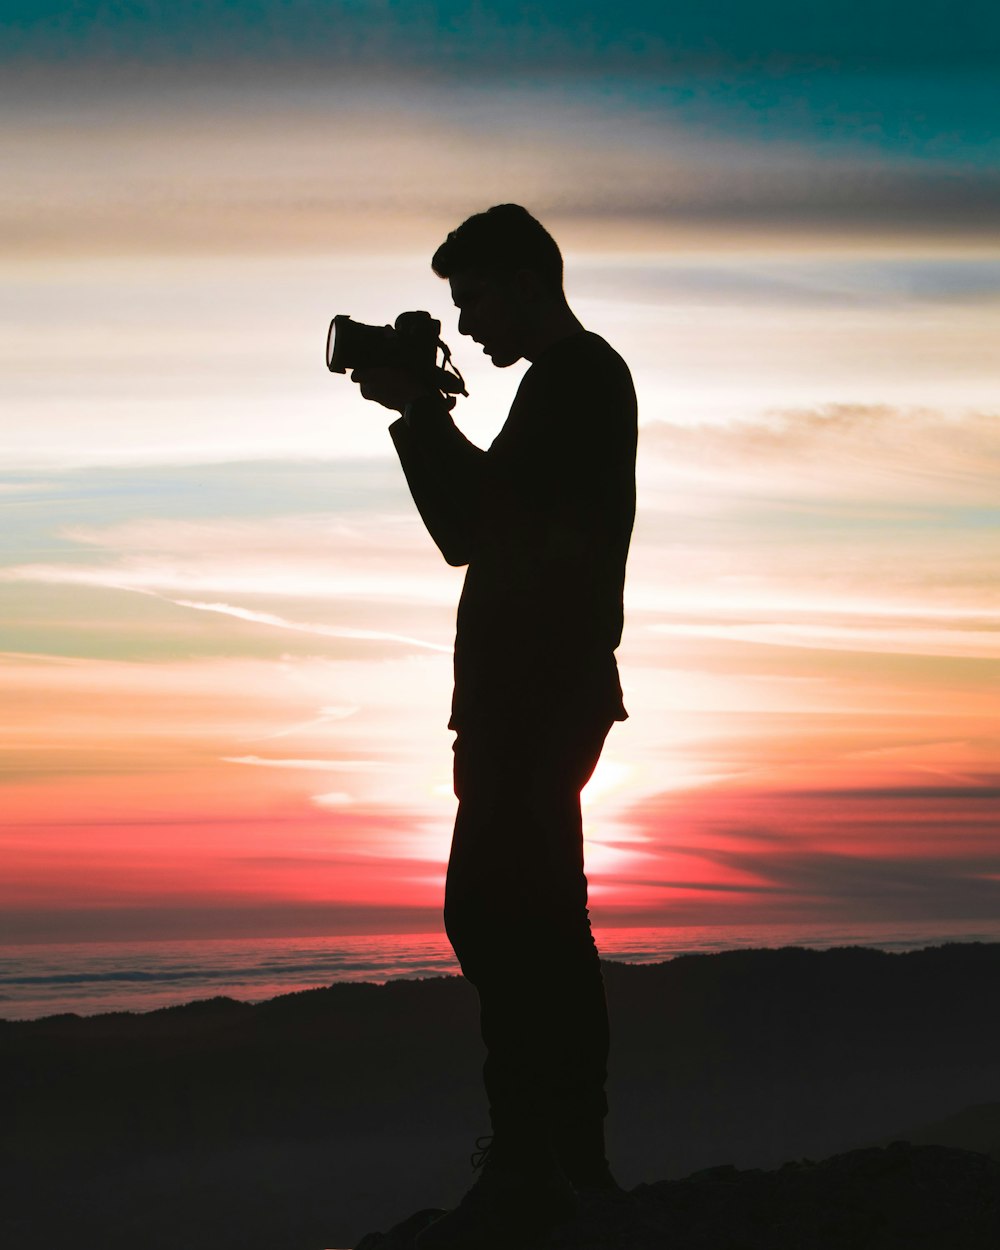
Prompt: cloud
<box><xmin>624</xmin><ymin>403</ymin><xmax>1000</xmax><ymax>636</ymax></box>
<box><xmin>648</xmin><ymin>619</ymin><xmax>1000</xmax><ymax>661</ymax></box>
<box><xmin>2</xmin><ymin>512</ymin><xmax>461</xmax><ymax>606</ymax></box>
<box><xmin>590</xmin><ymin>779</ymin><xmax>1000</xmax><ymax>921</ymax></box>
<box><xmin>0</xmin><ymin>903</ymin><xmax>443</xmax><ymax>944</ymax></box>
<box><xmin>576</xmin><ymin>255</ymin><xmax>1000</xmax><ymax>310</ymax></box>
<box><xmin>10</xmin><ymin>400</ymin><xmax>997</xmax><ymax>678</ymax></box>
<box><xmin>639</xmin><ymin>404</ymin><xmax>1000</xmax><ymax>504</ymax></box>
<box><xmin>170</xmin><ymin>599</ymin><xmax>452</xmax><ymax>652</ymax></box>
<box><xmin>5</xmin><ymin>62</ymin><xmax>999</xmax><ymax>261</ymax></box>
<box><xmin>312</xmin><ymin>791</ymin><xmax>352</xmax><ymax>807</ymax></box>
<box><xmin>0</xmin><ymin>509</ymin><xmax>465</xmax><ymax>672</ymax></box>
<box><xmin>223</xmin><ymin>755</ymin><xmax>379</xmax><ymax>772</ymax></box>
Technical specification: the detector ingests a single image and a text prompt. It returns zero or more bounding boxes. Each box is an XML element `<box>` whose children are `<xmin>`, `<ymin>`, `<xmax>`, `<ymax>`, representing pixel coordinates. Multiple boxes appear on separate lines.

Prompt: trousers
<box><xmin>443</xmin><ymin>708</ymin><xmax>615</xmax><ymax>1166</ymax></box>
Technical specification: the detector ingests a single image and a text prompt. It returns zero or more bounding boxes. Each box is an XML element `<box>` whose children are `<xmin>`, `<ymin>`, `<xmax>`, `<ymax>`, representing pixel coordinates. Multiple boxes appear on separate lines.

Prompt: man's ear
<box><xmin>512</xmin><ymin>267</ymin><xmax>545</xmax><ymax>303</ymax></box>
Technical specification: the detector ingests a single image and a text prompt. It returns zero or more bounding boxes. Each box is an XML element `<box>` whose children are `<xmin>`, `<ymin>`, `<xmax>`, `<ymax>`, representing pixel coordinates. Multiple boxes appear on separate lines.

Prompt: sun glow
<box><xmin>581</xmin><ymin>757</ymin><xmax>633</xmax><ymax>809</ymax></box>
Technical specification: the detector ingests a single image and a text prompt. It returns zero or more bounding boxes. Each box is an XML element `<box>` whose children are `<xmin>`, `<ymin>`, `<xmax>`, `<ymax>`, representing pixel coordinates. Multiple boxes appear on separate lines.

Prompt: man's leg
<box><xmin>443</xmin><ymin>711</ymin><xmax>615</xmax><ymax>1181</ymax></box>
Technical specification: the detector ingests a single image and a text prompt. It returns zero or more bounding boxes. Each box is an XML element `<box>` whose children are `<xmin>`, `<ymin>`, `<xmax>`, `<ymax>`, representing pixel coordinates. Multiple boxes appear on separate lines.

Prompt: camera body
<box><xmin>326</xmin><ymin>311</ymin><xmax>466</xmax><ymax>396</ymax></box>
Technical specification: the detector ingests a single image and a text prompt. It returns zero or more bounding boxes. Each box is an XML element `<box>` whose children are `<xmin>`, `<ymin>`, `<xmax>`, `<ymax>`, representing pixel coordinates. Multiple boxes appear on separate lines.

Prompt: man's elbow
<box><xmin>436</xmin><ymin>525</ymin><xmax>474</xmax><ymax>567</ymax></box>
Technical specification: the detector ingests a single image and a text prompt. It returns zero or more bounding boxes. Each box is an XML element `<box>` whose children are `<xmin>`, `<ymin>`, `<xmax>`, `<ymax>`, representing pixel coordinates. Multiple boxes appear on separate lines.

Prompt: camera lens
<box><xmin>325</xmin><ymin>319</ymin><xmax>338</xmax><ymax>371</ymax></box>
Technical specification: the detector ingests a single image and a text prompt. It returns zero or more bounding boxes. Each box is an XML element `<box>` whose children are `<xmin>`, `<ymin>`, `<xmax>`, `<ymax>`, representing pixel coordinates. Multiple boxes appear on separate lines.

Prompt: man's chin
<box><xmin>486</xmin><ymin>348</ymin><xmax>521</xmax><ymax>368</ymax></box>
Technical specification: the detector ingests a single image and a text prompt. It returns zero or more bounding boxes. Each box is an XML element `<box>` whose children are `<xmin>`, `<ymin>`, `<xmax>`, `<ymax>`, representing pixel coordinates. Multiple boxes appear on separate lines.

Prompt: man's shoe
<box><xmin>413</xmin><ymin>1154</ymin><xmax>579</xmax><ymax>1250</ymax></box>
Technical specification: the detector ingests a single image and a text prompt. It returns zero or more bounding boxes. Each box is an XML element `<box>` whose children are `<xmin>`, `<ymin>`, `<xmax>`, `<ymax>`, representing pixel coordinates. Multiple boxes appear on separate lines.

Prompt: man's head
<box><xmin>432</xmin><ymin>204</ymin><xmax>570</xmax><ymax>367</ymax></box>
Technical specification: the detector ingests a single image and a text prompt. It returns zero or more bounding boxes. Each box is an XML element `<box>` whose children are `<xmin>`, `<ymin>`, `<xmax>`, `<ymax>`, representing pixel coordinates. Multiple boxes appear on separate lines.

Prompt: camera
<box><xmin>326</xmin><ymin>311</ymin><xmax>467</xmax><ymax>397</ymax></box>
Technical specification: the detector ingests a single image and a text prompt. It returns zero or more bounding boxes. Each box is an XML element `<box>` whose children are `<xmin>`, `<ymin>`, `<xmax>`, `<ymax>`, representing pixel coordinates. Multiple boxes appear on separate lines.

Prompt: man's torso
<box><xmin>449</xmin><ymin>330</ymin><xmax>637</xmax><ymax>730</ymax></box>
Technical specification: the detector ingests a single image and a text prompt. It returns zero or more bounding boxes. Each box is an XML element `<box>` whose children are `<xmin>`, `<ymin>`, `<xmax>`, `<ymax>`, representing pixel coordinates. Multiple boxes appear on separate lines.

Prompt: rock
<box><xmin>351</xmin><ymin>1143</ymin><xmax>1000</xmax><ymax>1249</ymax></box>
<box><xmin>352</xmin><ymin>1207</ymin><xmax>446</xmax><ymax>1249</ymax></box>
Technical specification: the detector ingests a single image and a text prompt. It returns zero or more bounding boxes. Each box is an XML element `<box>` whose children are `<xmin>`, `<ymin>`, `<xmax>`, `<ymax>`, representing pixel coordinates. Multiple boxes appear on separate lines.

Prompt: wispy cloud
<box><xmin>6</xmin><ymin>59</ymin><xmax>999</xmax><ymax>261</ymax></box>
<box><xmin>2</xmin><ymin>513</ymin><xmax>460</xmax><ymax>604</ymax></box>
<box><xmin>223</xmin><ymin>756</ymin><xmax>382</xmax><ymax>772</ymax></box>
<box><xmin>593</xmin><ymin>780</ymin><xmax>1000</xmax><ymax>922</ymax></box>
<box><xmin>171</xmin><ymin>599</ymin><xmax>452</xmax><ymax>653</ymax></box>
<box><xmin>649</xmin><ymin>619</ymin><xmax>1000</xmax><ymax>660</ymax></box>
<box><xmin>639</xmin><ymin>405</ymin><xmax>1000</xmax><ymax>504</ymax></box>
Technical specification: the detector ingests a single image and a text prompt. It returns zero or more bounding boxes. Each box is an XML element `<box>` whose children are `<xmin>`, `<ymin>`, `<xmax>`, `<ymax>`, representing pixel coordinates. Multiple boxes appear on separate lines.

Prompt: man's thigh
<box><xmin>451</xmin><ymin>710</ymin><xmax>614</xmax><ymax>808</ymax></box>
<box><xmin>447</xmin><ymin>710</ymin><xmax>614</xmax><ymax>904</ymax></box>
<box><xmin>445</xmin><ymin>711</ymin><xmax>613</xmax><ymax>968</ymax></box>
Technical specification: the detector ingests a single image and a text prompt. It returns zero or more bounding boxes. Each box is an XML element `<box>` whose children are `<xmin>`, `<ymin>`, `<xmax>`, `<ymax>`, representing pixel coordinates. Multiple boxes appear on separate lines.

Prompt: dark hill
<box><xmin>2</xmin><ymin>943</ymin><xmax>999</xmax><ymax>1249</ymax></box>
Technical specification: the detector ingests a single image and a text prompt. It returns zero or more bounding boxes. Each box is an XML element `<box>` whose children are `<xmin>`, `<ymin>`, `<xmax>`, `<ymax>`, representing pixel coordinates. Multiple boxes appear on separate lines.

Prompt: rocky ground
<box><xmin>354</xmin><ymin>1141</ymin><xmax>1000</xmax><ymax>1250</ymax></box>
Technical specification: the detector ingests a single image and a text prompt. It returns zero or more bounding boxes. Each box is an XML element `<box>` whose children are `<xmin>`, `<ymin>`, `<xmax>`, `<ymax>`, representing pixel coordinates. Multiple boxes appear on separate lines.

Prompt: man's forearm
<box><xmin>388</xmin><ymin>400</ymin><xmax>487</xmax><ymax>567</ymax></box>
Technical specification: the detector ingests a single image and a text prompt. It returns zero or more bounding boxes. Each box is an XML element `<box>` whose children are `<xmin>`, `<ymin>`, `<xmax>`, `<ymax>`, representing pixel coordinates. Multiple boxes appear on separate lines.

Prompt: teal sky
<box><xmin>4</xmin><ymin>1</ymin><xmax>997</xmax><ymax>64</ymax></box>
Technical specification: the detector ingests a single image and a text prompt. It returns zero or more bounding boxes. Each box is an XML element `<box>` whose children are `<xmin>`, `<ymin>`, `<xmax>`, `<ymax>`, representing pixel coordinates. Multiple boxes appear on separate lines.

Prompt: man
<box><xmin>351</xmin><ymin>204</ymin><xmax>637</xmax><ymax>1249</ymax></box>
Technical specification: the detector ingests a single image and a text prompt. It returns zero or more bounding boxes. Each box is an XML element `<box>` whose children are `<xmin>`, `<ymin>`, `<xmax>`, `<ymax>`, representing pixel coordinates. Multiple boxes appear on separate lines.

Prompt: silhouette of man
<box><xmin>350</xmin><ymin>204</ymin><xmax>637</xmax><ymax>1249</ymax></box>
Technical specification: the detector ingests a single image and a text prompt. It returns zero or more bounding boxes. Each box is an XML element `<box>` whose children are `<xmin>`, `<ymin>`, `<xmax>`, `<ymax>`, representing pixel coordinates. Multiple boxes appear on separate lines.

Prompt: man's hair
<box><xmin>431</xmin><ymin>204</ymin><xmax>564</xmax><ymax>294</ymax></box>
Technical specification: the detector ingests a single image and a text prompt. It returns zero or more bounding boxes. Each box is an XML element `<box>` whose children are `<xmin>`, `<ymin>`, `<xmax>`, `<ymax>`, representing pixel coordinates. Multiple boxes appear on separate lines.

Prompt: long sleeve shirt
<box><xmin>388</xmin><ymin>329</ymin><xmax>637</xmax><ymax>731</ymax></box>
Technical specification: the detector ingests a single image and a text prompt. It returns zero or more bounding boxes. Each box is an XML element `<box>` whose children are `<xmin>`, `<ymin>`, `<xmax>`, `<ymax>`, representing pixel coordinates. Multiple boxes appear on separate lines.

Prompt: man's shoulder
<box><xmin>533</xmin><ymin>330</ymin><xmax>629</xmax><ymax>372</ymax></box>
<box><xmin>494</xmin><ymin>330</ymin><xmax>636</xmax><ymax>456</ymax></box>
<box><xmin>523</xmin><ymin>331</ymin><xmax>635</xmax><ymax>402</ymax></box>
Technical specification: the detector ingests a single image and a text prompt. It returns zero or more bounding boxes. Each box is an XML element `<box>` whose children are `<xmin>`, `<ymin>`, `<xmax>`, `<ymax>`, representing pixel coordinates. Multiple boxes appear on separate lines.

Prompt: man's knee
<box><xmin>443</xmin><ymin>894</ymin><xmax>502</xmax><ymax>983</ymax></box>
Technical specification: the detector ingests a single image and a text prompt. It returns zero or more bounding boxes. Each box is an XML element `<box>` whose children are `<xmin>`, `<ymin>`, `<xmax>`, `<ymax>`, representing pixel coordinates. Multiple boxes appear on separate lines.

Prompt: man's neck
<box><xmin>523</xmin><ymin>304</ymin><xmax>586</xmax><ymax>363</ymax></box>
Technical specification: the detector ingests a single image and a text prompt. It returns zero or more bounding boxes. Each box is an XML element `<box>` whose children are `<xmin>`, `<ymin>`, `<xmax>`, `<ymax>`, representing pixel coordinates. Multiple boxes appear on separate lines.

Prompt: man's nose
<box><xmin>458</xmin><ymin>309</ymin><xmax>472</xmax><ymax>337</ymax></box>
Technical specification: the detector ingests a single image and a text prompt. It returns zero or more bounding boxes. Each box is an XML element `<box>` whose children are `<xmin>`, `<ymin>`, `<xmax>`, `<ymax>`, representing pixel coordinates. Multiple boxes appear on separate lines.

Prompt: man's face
<box><xmin>448</xmin><ymin>270</ymin><xmax>526</xmax><ymax>369</ymax></box>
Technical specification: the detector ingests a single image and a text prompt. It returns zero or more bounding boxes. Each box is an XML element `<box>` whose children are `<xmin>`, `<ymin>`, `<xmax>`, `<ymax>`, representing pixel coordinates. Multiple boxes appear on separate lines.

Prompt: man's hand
<box><xmin>350</xmin><ymin>366</ymin><xmax>434</xmax><ymax>414</ymax></box>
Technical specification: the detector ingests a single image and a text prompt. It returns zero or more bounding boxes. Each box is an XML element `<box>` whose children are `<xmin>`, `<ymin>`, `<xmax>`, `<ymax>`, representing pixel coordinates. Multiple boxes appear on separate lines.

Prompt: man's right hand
<box><xmin>350</xmin><ymin>366</ymin><xmax>434</xmax><ymax>415</ymax></box>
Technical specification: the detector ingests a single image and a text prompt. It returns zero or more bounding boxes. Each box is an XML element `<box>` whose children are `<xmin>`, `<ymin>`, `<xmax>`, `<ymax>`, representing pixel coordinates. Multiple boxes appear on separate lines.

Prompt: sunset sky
<box><xmin>2</xmin><ymin>2</ymin><xmax>999</xmax><ymax>943</ymax></box>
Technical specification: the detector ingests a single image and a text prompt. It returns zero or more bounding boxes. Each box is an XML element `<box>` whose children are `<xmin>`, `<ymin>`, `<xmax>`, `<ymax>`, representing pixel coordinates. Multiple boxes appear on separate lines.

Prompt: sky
<box><xmin>2</xmin><ymin>2</ymin><xmax>999</xmax><ymax>943</ymax></box>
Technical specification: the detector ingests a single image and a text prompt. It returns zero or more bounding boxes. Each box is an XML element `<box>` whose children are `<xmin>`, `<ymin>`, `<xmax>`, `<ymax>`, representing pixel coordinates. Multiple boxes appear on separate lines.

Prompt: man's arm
<box><xmin>348</xmin><ymin>366</ymin><xmax>487</xmax><ymax>567</ymax></box>
<box><xmin>388</xmin><ymin>396</ymin><xmax>487</xmax><ymax>567</ymax></box>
